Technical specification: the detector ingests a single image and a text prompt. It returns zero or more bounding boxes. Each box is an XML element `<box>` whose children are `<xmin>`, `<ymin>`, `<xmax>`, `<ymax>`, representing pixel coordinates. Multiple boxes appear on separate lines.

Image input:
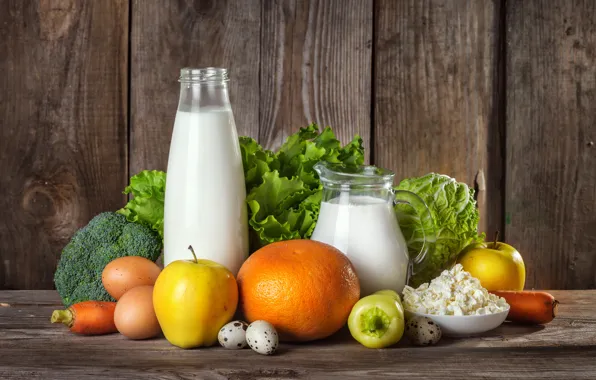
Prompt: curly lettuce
<box><xmin>117</xmin><ymin>170</ymin><xmax>166</xmax><ymax>240</ymax></box>
<box><xmin>395</xmin><ymin>173</ymin><xmax>484</xmax><ymax>287</ymax></box>
<box><xmin>240</xmin><ymin>124</ymin><xmax>364</xmax><ymax>250</ymax></box>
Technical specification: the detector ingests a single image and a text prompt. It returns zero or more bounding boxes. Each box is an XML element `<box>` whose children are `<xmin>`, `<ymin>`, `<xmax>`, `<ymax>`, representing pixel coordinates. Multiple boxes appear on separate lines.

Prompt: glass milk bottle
<box><xmin>163</xmin><ymin>68</ymin><xmax>248</xmax><ymax>274</ymax></box>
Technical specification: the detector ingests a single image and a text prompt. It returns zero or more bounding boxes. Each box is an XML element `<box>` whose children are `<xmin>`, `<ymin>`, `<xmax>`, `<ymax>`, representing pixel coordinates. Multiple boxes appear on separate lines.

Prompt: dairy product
<box><xmin>402</xmin><ymin>264</ymin><xmax>509</xmax><ymax>316</ymax></box>
<box><xmin>164</xmin><ymin>108</ymin><xmax>248</xmax><ymax>274</ymax></box>
<box><xmin>311</xmin><ymin>195</ymin><xmax>410</xmax><ymax>296</ymax></box>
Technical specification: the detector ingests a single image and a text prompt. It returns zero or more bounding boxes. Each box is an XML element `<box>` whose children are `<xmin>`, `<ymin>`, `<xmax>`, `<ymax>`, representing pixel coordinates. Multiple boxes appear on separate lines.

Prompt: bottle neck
<box><xmin>177</xmin><ymin>68</ymin><xmax>231</xmax><ymax>112</ymax></box>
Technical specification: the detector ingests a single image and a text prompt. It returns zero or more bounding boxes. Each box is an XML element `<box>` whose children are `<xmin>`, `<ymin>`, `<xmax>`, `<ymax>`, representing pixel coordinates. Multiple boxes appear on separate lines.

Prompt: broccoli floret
<box><xmin>54</xmin><ymin>212</ymin><xmax>162</xmax><ymax>307</ymax></box>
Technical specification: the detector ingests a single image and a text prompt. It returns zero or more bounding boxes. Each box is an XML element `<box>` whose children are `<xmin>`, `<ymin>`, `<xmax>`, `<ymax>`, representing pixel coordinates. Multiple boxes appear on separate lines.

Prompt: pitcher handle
<box><xmin>392</xmin><ymin>190</ymin><xmax>436</xmax><ymax>276</ymax></box>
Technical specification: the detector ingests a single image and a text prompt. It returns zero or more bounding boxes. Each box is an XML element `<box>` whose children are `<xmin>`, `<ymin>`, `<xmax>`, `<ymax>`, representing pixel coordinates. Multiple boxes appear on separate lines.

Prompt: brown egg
<box><xmin>114</xmin><ymin>285</ymin><xmax>161</xmax><ymax>340</ymax></box>
<box><xmin>102</xmin><ymin>256</ymin><xmax>161</xmax><ymax>300</ymax></box>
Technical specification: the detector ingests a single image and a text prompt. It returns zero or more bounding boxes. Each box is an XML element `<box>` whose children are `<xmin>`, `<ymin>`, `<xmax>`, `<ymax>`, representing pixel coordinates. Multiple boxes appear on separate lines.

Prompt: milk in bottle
<box><xmin>163</xmin><ymin>68</ymin><xmax>248</xmax><ymax>274</ymax></box>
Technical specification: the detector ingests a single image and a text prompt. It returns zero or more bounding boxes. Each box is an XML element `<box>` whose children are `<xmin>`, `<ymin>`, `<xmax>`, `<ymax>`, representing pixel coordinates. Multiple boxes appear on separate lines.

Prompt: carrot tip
<box><xmin>553</xmin><ymin>300</ymin><xmax>560</xmax><ymax>318</ymax></box>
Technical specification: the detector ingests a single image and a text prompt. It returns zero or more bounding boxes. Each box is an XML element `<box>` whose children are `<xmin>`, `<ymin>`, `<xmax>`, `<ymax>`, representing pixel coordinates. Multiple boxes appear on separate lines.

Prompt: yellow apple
<box><xmin>153</xmin><ymin>246</ymin><xmax>238</xmax><ymax>349</ymax></box>
<box><xmin>456</xmin><ymin>241</ymin><xmax>525</xmax><ymax>291</ymax></box>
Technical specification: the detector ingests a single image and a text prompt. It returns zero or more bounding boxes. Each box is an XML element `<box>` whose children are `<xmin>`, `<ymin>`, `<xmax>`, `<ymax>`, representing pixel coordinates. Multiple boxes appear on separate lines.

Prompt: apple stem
<box><xmin>494</xmin><ymin>231</ymin><xmax>500</xmax><ymax>249</ymax></box>
<box><xmin>188</xmin><ymin>245</ymin><xmax>198</xmax><ymax>263</ymax></box>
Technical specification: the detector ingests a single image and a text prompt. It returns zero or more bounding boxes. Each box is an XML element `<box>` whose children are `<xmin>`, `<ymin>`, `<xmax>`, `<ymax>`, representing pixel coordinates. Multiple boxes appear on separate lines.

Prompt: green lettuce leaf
<box><xmin>246</xmin><ymin>171</ymin><xmax>316</xmax><ymax>247</ymax></box>
<box><xmin>395</xmin><ymin>173</ymin><xmax>484</xmax><ymax>287</ymax></box>
<box><xmin>240</xmin><ymin>124</ymin><xmax>364</xmax><ymax>250</ymax></box>
<box><xmin>239</xmin><ymin>136</ymin><xmax>276</xmax><ymax>191</ymax></box>
<box><xmin>117</xmin><ymin>170</ymin><xmax>166</xmax><ymax>240</ymax></box>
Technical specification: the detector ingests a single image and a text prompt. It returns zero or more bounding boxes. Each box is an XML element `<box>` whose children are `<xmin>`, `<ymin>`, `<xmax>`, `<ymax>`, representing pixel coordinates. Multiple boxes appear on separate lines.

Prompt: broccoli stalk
<box><xmin>54</xmin><ymin>212</ymin><xmax>162</xmax><ymax>307</ymax></box>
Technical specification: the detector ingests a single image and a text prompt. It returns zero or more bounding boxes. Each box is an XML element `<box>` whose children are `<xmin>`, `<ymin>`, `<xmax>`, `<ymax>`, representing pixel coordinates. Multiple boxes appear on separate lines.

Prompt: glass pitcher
<box><xmin>310</xmin><ymin>161</ymin><xmax>436</xmax><ymax>296</ymax></box>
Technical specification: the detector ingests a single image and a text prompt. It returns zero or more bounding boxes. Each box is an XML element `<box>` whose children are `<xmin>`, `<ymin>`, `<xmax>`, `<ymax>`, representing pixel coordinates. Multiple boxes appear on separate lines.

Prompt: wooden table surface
<box><xmin>1</xmin><ymin>290</ymin><xmax>595</xmax><ymax>379</ymax></box>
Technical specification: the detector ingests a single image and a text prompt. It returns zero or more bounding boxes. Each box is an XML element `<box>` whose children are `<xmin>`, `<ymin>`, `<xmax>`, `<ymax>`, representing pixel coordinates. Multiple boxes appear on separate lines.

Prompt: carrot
<box><xmin>51</xmin><ymin>301</ymin><xmax>117</xmax><ymax>335</ymax></box>
<box><xmin>491</xmin><ymin>291</ymin><xmax>559</xmax><ymax>325</ymax></box>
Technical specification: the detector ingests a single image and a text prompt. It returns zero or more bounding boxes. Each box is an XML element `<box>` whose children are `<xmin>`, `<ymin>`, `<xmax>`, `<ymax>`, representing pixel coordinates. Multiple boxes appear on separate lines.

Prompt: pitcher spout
<box><xmin>313</xmin><ymin>161</ymin><xmax>331</xmax><ymax>180</ymax></box>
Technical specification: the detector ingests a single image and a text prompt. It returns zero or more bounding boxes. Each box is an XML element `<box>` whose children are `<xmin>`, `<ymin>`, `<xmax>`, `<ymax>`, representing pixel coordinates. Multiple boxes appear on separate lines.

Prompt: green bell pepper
<box><xmin>348</xmin><ymin>290</ymin><xmax>405</xmax><ymax>348</ymax></box>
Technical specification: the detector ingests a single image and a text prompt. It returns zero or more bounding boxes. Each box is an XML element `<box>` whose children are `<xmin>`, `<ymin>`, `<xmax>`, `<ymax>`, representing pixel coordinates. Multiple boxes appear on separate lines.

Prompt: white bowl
<box><xmin>405</xmin><ymin>307</ymin><xmax>510</xmax><ymax>337</ymax></box>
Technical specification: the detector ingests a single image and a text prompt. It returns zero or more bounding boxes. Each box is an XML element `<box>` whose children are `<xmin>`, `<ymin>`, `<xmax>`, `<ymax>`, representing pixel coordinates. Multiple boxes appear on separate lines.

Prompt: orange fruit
<box><xmin>237</xmin><ymin>239</ymin><xmax>360</xmax><ymax>342</ymax></box>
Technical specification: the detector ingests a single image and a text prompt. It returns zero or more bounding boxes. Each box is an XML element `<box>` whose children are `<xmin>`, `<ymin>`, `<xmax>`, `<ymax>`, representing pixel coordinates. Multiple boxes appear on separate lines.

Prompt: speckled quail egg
<box><xmin>218</xmin><ymin>320</ymin><xmax>249</xmax><ymax>349</ymax></box>
<box><xmin>246</xmin><ymin>320</ymin><xmax>278</xmax><ymax>355</ymax></box>
<box><xmin>405</xmin><ymin>316</ymin><xmax>442</xmax><ymax>346</ymax></box>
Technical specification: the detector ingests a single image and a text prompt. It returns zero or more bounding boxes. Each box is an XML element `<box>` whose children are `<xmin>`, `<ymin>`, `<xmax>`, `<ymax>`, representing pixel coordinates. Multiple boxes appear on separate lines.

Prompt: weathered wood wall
<box><xmin>0</xmin><ymin>0</ymin><xmax>129</xmax><ymax>289</ymax></box>
<box><xmin>1</xmin><ymin>0</ymin><xmax>594</xmax><ymax>290</ymax></box>
<box><xmin>505</xmin><ymin>1</ymin><xmax>596</xmax><ymax>290</ymax></box>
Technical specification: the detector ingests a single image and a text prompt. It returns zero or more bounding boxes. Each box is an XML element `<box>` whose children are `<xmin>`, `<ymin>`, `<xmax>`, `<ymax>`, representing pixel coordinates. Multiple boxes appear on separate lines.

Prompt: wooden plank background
<box><xmin>0</xmin><ymin>0</ymin><xmax>594</xmax><ymax>290</ymax></box>
<box><xmin>506</xmin><ymin>0</ymin><xmax>596</xmax><ymax>289</ymax></box>
<box><xmin>374</xmin><ymin>0</ymin><xmax>502</xmax><ymax>235</ymax></box>
<box><xmin>0</xmin><ymin>0</ymin><xmax>129</xmax><ymax>290</ymax></box>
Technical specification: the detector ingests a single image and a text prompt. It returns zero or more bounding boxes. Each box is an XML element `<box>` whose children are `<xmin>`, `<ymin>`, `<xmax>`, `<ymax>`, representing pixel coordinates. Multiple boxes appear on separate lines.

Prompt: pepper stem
<box><xmin>51</xmin><ymin>309</ymin><xmax>74</xmax><ymax>328</ymax></box>
<box><xmin>359</xmin><ymin>307</ymin><xmax>390</xmax><ymax>338</ymax></box>
<box><xmin>188</xmin><ymin>245</ymin><xmax>198</xmax><ymax>263</ymax></box>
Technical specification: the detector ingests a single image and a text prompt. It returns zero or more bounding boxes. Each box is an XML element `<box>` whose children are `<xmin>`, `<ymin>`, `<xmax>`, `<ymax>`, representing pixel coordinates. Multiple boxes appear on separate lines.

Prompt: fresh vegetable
<box><xmin>395</xmin><ymin>173</ymin><xmax>484</xmax><ymax>287</ymax></box>
<box><xmin>240</xmin><ymin>124</ymin><xmax>364</xmax><ymax>250</ymax></box>
<box><xmin>405</xmin><ymin>316</ymin><xmax>442</xmax><ymax>346</ymax></box>
<box><xmin>347</xmin><ymin>290</ymin><xmax>405</xmax><ymax>349</ymax></box>
<box><xmin>374</xmin><ymin>289</ymin><xmax>403</xmax><ymax>307</ymax></box>
<box><xmin>114</xmin><ymin>285</ymin><xmax>161</xmax><ymax>340</ymax></box>
<box><xmin>51</xmin><ymin>301</ymin><xmax>117</xmax><ymax>335</ymax></box>
<box><xmin>490</xmin><ymin>291</ymin><xmax>558</xmax><ymax>324</ymax></box>
<box><xmin>117</xmin><ymin>170</ymin><xmax>166</xmax><ymax>239</ymax></box>
<box><xmin>218</xmin><ymin>321</ymin><xmax>249</xmax><ymax>349</ymax></box>
<box><xmin>102</xmin><ymin>256</ymin><xmax>161</xmax><ymax>300</ymax></box>
<box><xmin>54</xmin><ymin>212</ymin><xmax>162</xmax><ymax>307</ymax></box>
<box><xmin>457</xmin><ymin>233</ymin><xmax>525</xmax><ymax>291</ymax></box>
<box><xmin>153</xmin><ymin>246</ymin><xmax>238</xmax><ymax>349</ymax></box>
<box><xmin>246</xmin><ymin>320</ymin><xmax>279</xmax><ymax>355</ymax></box>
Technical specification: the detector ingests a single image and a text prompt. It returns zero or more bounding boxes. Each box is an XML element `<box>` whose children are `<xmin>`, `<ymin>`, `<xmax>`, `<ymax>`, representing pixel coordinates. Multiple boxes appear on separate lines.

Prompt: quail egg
<box><xmin>246</xmin><ymin>320</ymin><xmax>278</xmax><ymax>355</ymax></box>
<box><xmin>218</xmin><ymin>320</ymin><xmax>249</xmax><ymax>349</ymax></box>
<box><xmin>405</xmin><ymin>316</ymin><xmax>442</xmax><ymax>346</ymax></box>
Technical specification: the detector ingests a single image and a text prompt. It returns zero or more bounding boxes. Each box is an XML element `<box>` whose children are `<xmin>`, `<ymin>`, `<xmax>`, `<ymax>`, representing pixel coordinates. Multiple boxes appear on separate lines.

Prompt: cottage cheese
<box><xmin>402</xmin><ymin>264</ymin><xmax>509</xmax><ymax>316</ymax></box>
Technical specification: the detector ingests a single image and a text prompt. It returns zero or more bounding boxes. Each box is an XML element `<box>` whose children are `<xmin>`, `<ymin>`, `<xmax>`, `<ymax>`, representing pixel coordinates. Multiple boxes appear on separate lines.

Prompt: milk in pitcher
<box><xmin>312</xmin><ymin>195</ymin><xmax>409</xmax><ymax>296</ymax></box>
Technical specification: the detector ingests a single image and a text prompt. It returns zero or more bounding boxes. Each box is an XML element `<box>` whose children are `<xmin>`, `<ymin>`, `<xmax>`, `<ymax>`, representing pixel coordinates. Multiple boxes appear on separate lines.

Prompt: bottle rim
<box><xmin>179</xmin><ymin>67</ymin><xmax>229</xmax><ymax>83</ymax></box>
